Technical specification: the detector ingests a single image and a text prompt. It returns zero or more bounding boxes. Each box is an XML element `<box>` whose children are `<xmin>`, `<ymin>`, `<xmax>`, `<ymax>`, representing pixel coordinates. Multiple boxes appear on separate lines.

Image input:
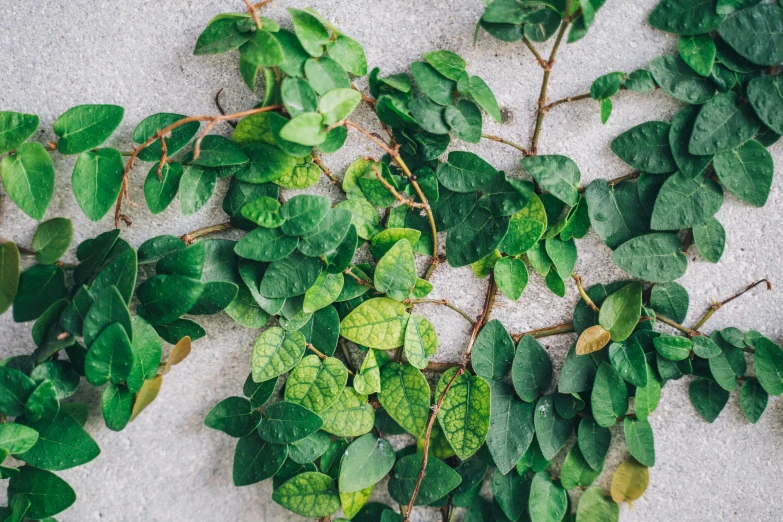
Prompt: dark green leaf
<box><xmin>650</xmin><ymin>172</ymin><xmax>723</xmax><ymax>230</ymax></box>
<box><xmin>388</xmin><ymin>453</ymin><xmax>461</xmax><ymax>506</ymax></box>
<box><xmin>136</xmin><ymin>274</ymin><xmax>204</xmax><ymax>325</ymax></box>
<box><xmin>8</xmin><ymin>466</ymin><xmax>75</xmax><ymax>519</ymax></box>
<box><xmin>591</xmin><ymin>362</ymin><xmax>628</xmax><ymax>427</ymax></box>
<box><xmin>521</xmin><ymin>155</ymin><xmax>580</xmax><ymax>206</ymax></box>
<box><xmin>693</xmin><ymin>217</ymin><xmax>725</xmax><ymax>263</ymax></box>
<box><xmin>144</xmin><ymin>162</ymin><xmax>184</xmax><ymax>214</ymax></box>
<box><xmin>610</xmin><ymin>121</ymin><xmax>676</xmax><ymax>174</ymax></box>
<box><xmin>534</xmin><ymin>394</ymin><xmax>574</xmax><ymax>460</ymax></box>
<box><xmin>53</xmin><ymin>104</ymin><xmax>124</xmax><ymax>155</ymax></box>
<box><xmin>649</xmin><ymin>54</ymin><xmax>715</xmax><ymax>104</ymax></box>
<box><xmin>13</xmin><ymin>264</ymin><xmax>67</xmax><ymax>323</ymax></box>
<box><xmin>689</xmin><ymin>378</ymin><xmax>729</xmax><ymax>422</ymax></box>
<box><xmin>648</xmin><ymin>0</ymin><xmax>724</xmax><ymax>35</ymax></box>
<box><xmin>713</xmin><ymin>139</ymin><xmax>773</xmax><ymax>207</ymax></box>
<box><xmin>717</xmin><ymin>4</ymin><xmax>783</xmax><ymax>66</ymax></box>
<box><xmin>689</xmin><ymin>92</ymin><xmax>760</xmax><ymax>155</ymax></box>
<box><xmin>611</xmin><ymin>233</ymin><xmax>687</xmax><ymax>283</ymax></box>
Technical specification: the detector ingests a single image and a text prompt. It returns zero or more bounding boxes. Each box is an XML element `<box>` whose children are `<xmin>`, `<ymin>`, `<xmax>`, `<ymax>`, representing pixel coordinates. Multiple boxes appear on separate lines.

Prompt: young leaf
<box><xmin>576</xmin><ymin>486</ymin><xmax>619</xmax><ymax>522</ymax></box>
<box><xmin>285</xmin><ymin>355</ymin><xmax>348</xmax><ymax>413</ymax></box>
<box><xmin>435</xmin><ymin>367</ymin><xmax>491</xmax><ymax>459</ymax></box>
<box><xmin>610</xmin><ymin>457</ymin><xmax>649</xmax><ymax>503</ymax></box>
<box><xmin>319</xmin><ymin>88</ymin><xmax>362</xmax><ymax>125</ymax></box>
<box><xmin>320</xmin><ymin>386</ymin><xmax>375</xmax><ymax>437</ymax></box>
<box><xmin>403</xmin><ymin>314</ymin><xmax>438</xmax><ymax>369</ymax></box>
<box><xmin>326</xmin><ymin>35</ymin><xmax>368</xmax><ymax>76</ymax></box>
<box><xmin>251</xmin><ymin>327</ymin><xmax>306</xmax><ymax>382</ymax></box>
<box><xmin>679</xmin><ymin>35</ymin><xmax>716</xmax><ymax>76</ymax></box>
<box><xmin>378</xmin><ymin>362</ymin><xmax>430</xmax><ymax>437</ymax></box>
<box><xmin>337</xmin><ymin>434</ymin><xmax>395</xmax><ymax>493</ymax></box>
<box><xmin>288</xmin><ymin>8</ymin><xmax>330</xmax><ymax>57</ymax></box>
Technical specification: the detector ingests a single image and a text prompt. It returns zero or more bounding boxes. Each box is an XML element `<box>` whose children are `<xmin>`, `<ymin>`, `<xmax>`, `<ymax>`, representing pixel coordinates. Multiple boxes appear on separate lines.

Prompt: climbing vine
<box><xmin>0</xmin><ymin>0</ymin><xmax>782</xmax><ymax>520</ymax></box>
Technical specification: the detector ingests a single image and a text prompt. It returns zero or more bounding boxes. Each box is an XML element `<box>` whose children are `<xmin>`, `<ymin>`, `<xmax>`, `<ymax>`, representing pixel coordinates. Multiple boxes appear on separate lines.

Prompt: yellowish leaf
<box><xmin>576</xmin><ymin>325</ymin><xmax>611</xmax><ymax>355</ymax></box>
<box><xmin>611</xmin><ymin>457</ymin><xmax>649</xmax><ymax>504</ymax></box>
<box><xmin>164</xmin><ymin>336</ymin><xmax>192</xmax><ymax>373</ymax></box>
<box><xmin>130</xmin><ymin>375</ymin><xmax>163</xmax><ymax>421</ymax></box>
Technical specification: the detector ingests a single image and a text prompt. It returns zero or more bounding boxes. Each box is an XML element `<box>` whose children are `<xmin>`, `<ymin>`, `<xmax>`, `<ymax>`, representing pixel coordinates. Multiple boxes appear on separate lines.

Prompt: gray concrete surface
<box><xmin>1</xmin><ymin>0</ymin><xmax>782</xmax><ymax>520</ymax></box>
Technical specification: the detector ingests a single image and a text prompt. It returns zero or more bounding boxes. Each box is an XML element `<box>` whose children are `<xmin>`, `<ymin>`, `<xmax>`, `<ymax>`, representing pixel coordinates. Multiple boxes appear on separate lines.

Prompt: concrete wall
<box><xmin>0</xmin><ymin>0</ymin><xmax>781</xmax><ymax>520</ymax></box>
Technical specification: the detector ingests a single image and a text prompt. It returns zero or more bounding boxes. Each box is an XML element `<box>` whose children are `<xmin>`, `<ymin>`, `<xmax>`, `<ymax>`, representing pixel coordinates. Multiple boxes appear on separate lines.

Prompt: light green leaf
<box><xmin>560</xmin><ymin>444</ymin><xmax>601</xmax><ymax>490</ymax></box>
<box><xmin>285</xmin><ymin>355</ymin><xmax>348</xmax><ymax>413</ymax></box>
<box><xmin>404</xmin><ymin>314</ymin><xmax>438</xmax><ymax>369</ymax></box>
<box><xmin>576</xmin><ymin>486</ymin><xmax>619</xmax><ymax>522</ymax></box>
<box><xmin>378</xmin><ymin>362</ymin><xmax>430</xmax><ymax>436</ymax></box>
<box><xmin>494</xmin><ymin>256</ymin><xmax>528</xmax><ymax>301</ymax></box>
<box><xmin>303</xmin><ymin>272</ymin><xmax>344</xmax><ymax>313</ymax></box>
<box><xmin>679</xmin><ymin>35</ymin><xmax>716</xmax><ymax>76</ymax></box>
<box><xmin>326</xmin><ymin>35</ymin><xmax>367</xmax><ymax>76</ymax></box>
<box><xmin>353</xmin><ymin>349</ymin><xmax>386</xmax><ymax>395</ymax></box>
<box><xmin>288</xmin><ymin>8</ymin><xmax>330</xmax><ymax>57</ymax></box>
<box><xmin>624</xmin><ymin>418</ymin><xmax>655</xmax><ymax>467</ymax></box>
<box><xmin>435</xmin><ymin>367</ymin><xmax>490</xmax><ymax>459</ymax></box>
<box><xmin>340</xmin><ymin>298</ymin><xmax>410</xmax><ymax>350</ymax></box>
<box><xmin>0</xmin><ymin>423</ymin><xmax>38</xmax><ymax>455</ymax></box>
<box><xmin>338</xmin><ymin>434</ymin><xmax>395</xmax><ymax>493</ymax></box>
<box><xmin>251</xmin><ymin>327</ymin><xmax>306</xmax><ymax>382</ymax></box>
<box><xmin>305</xmin><ymin>57</ymin><xmax>351</xmax><ymax>95</ymax></box>
<box><xmin>0</xmin><ymin>111</ymin><xmax>39</xmax><ymax>154</ymax></box>
<box><xmin>528</xmin><ymin>472</ymin><xmax>567</xmax><ymax>522</ymax></box>
<box><xmin>635</xmin><ymin>364</ymin><xmax>661</xmax><ymax>420</ymax></box>
<box><xmin>319</xmin><ymin>88</ymin><xmax>362</xmax><ymax>125</ymax></box>
<box><xmin>374</xmin><ymin>239</ymin><xmax>416</xmax><ymax>301</ymax></box>
<box><xmin>71</xmin><ymin>148</ymin><xmax>125</xmax><ymax>221</ymax></box>
<box><xmin>239</xmin><ymin>30</ymin><xmax>284</xmax><ymax>67</ymax></box>
<box><xmin>272</xmin><ymin>472</ymin><xmax>340</xmax><ymax>517</ymax></box>
<box><xmin>320</xmin><ymin>386</ymin><xmax>375</xmax><ymax>437</ymax></box>
<box><xmin>599</xmin><ymin>282</ymin><xmax>642</xmax><ymax>342</ymax></box>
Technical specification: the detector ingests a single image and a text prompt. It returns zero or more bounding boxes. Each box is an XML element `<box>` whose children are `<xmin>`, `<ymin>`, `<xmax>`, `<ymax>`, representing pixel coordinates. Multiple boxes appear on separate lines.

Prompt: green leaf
<box><xmin>585</xmin><ymin>179</ymin><xmax>649</xmax><ymax>250</ymax></box>
<box><xmin>83</xmin><ymin>285</ymin><xmax>132</xmax><ymax>348</ymax></box>
<box><xmin>435</xmin><ymin>367</ymin><xmax>490</xmax><ymax>459</ymax></box>
<box><xmin>471</xmin><ymin>319</ymin><xmax>515</xmax><ymax>383</ymax></box>
<box><xmin>53</xmin><ymin>104</ymin><xmax>124</xmax><ymax>154</ymax></box>
<box><xmin>285</xmin><ymin>355</ymin><xmax>348</xmax><ymax>413</ymax></box>
<box><xmin>492</xmin><ymin>468</ymin><xmax>529</xmax><ymax>520</ymax></box>
<box><xmin>410</xmin><ymin>96</ymin><xmax>449</xmax><ymax>135</ymax></box>
<box><xmin>445</xmin><ymin>100</ymin><xmax>482</xmax><ymax>143</ymax></box>
<box><xmin>693</xmin><ymin>217</ymin><xmax>725</xmax><ymax>263</ymax></box>
<box><xmin>378</xmin><ymin>362</ymin><xmax>430</xmax><ymax>436</ymax></box>
<box><xmin>388</xmin><ymin>453</ymin><xmax>461</xmax><ymax>506</ymax></box>
<box><xmin>578</xmin><ymin>415</ymin><xmax>611</xmax><ymax>470</ymax></box>
<box><xmin>424</xmin><ymin>50</ymin><xmax>467</xmax><ymax>81</ymax></box>
<box><xmin>611</xmin><ymin>121</ymin><xmax>676</xmax><ymax>174</ymax></box>
<box><xmin>22</xmin><ymin>379</ymin><xmax>59</xmax><ymax>422</ymax></box>
<box><xmin>718</xmin><ymin>4</ymin><xmax>783</xmax><ymax>66</ymax></box>
<box><xmin>101</xmin><ymin>383</ymin><xmax>133</xmax><ymax>431</ymax></box>
<box><xmin>70</xmin><ymin>148</ymin><xmax>125</xmax><ymax>221</ymax></box>
<box><xmin>305</xmin><ymin>57</ymin><xmax>351</xmax><ymax>95</ymax></box>
<box><xmin>713</xmin><ymin>139</ymin><xmax>773</xmax><ymax>207</ymax></box>
<box><xmin>193</xmin><ymin>15</ymin><xmax>252</xmax><ymax>55</ymax></box>
<box><xmin>0</xmin><ymin>111</ymin><xmax>39</xmax><ymax>154</ymax></box>
<box><xmin>30</xmin><ymin>218</ymin><xmax>71</xmax><ymax>266</ymax></box>
<box><xmin>13</xmin><ymin>264</ymin><xmax>67</xmax><ymax>323</ymax></box>
<box><xmin>689</xmin><ymin>92</ymin><xmax>760</xmax><ymax>155</ymax></box>
<box><xmin>404</xmin><ymin>314</ymin><xmax>438</xmax><ymax>369</ymax></box>
<box><xmin>258</xmin><ymin>401</ymin><xmax>323</xmax><ymax>444</ymax></box>
<box><xmin>410</xmin><ymin>61</ymin><xmax>455</xmax><ymax>106</ymax></box>
<box><xmin>612</xmin><ymin>233</ymin><xmax>687</xmax><ymax>283</ymax></box>
<box><xmin>560</xmin><ymin>444</ymin><xmax>601</xmax><ymax>490</ymax></box>
<box><xmin>608</xmin><ymin>340</ymin><xmax>648</xmax><ymax>387</ymax></box>
<box><xmin>446</xmin><ymin>206</ymin><xmax>509</xmax><ymax>267</ymax></box>
<box><xmin>650</xmin><ymin>282</ymin><xmax>689</xmax><ymax>323</ymax></box>
<box><xmin>591</xmin><ymin>72</ymin><xmax>624</xmax><ymax>100</ymax></box>
<box><xmin>239</xmin><ymin>30</ymin><xmax>284</xmax><ymax>67</ymax></box>
<box><xmin>689</xmin><ymin>378</ymin><xmax>729</xmax><ymax>422</ymax></box>
<box><xmin>748</xmin><ymin>75</ymin><xmax>783</xmax><ymax>136</ymax></box>
<box><xmin>0</xmin><ymin>367</ymin><xmax>36</xmax><ymax>417</ymax></box>
<box><xmin>651</xmin><ymin>173</ymin><xmax>723</xmax><ymax>230</ymax></box>
<box><xmin>436</xmin><ymin>151</ymin><xmax>498</xmax><ymax>193</ymax></box>
<box><xmin>1</xmin><ymin>142</ymin><xmax>55</xmax><ymax>220</ymax></box>
<box><xmin>528</xmin><ymin>472</ymin><xmax>567</xmax><ymax>522</ymax></box>
<box><xmin>487</xmin><ymin>381</ymin><xmax>535</xmax><ymax>475</ymax></box>
<box><xmin>133</xmin><ymin>113</ymin><xmax>200</xmax><ymax>162</ymax></box>
<box><xmin>521</xmin><ymin>155</ymin><xmax>580</xmax><ymax>206</ymax></box>
<box><xmin>0</xmin><ymin>242</ymin><xmax>20</xmax><ymax>315</ymax></box>
<box><xmin>340</xmin><ymin>298</ymin><xmax>410</xmax><ymax>350</ymax></box>
<box><xmin>375</xmin><ymin>239</ymin><xmax>417</xmax><ymax>301</ymax></box>
<box><xmin>739</xmin><ymin>378</ymin><xmax>768</xmax><ymax>424</ymax></box>
<box><xmin>179</xmin><ymin>165</ymin><xmax>217</xmax><ymax>216</ymax></box>
<box><xmin>205</xmin><ymin>396</ymin><xmax>261</xmax><ymax>437</ymax></box>
<box><xmin>576</xmin><ymin>486</ymin><xmax>619</xmax><ymax>522</ymax></box>
<box><xmin>598</xmin><ymin>282</ymin><xmax>642</xmax><ymax>342</ymax></box>
<box><xmin>84</xmin><ymin>322</ymin><xmax>134</xmax><ymax>386</ymax></box>
<box><xmin>670</xmin><ymin>106</ymin><xmax>713</xmax><ymax>178</ymax></box>
<box><xmin>512</xmin><ymin>335</ymin><xmax>553</xmax><ymax>402</ymax></box>
<box><xmin>336</xmin><ymin>199</ymin><xmax>382</xmax><ymax>239</ymax></box>
<box><xmin>0</xmin><ymin>423</ymin><xmax>38</xmax><ymax>455</ymax></box>
<box><xmin>754</xmin><ymin>336</ymin><xmax>783</xmax><ymax>396</ymax></box>
<box><xmin>302</xmin><ymin>272</ymin><xmax>344</xmax><ymax>313</ymax></box>
<box><xmin>259</xmin><ymin>251</ymin><xmax>322</xmax><ymax>298</ymax></box>
<box><xmin>281</xmin><ymin>78</ymin><xmax>317</xmax><ymax>118</ymax></box>
<box><xmin>591</xmin><ymin>362</ymin><xmax>628</xmax><ymax>427</ymax></box>
<box><xmin>280</xmin><ymin>194</ymin><xmax>331</xmax><ymax>236</ymax></box>
<box><xmin>235</xmin><ymin>227</ymin><xmax>299</xmax><ymax>263</ymax></box>
<box><xmin>233</xmin><ymin>431</ymin><xmax>287</xmax><ymax>486</ymax></box>
<box><xmin>273</xmin><ymin>471</ymin><xmax>340</xmax><ymax>517</ymax></box>
<box><xmin>320</xmin><ymin>386</ymin><xmax>375</xmax><ymax>437</ymax></box>
<box><xmin>251</xmin><ymin>326</ymin><xmax>306</xmax><ymax>382</ymax></box>
<box><xmin>679</xmin><ymin>35</ymin><xmax>716</xmax><ymax>77</ymax></box>
<box><xmin>625</xmin><ymin>69</ymin><xmax>656</xmax><ymax>93</ymax></box>
<box><xmin>136</xmin><ymin>274</ymin><xmax>204</xmax><ymax>325</ymax></box>
<box><xmin>289</xmin><ymin>431</ymin><xmax>331</xmax><ymax>464</ymax></box>
<box><xmin>649</xmin><ymin>54</ymin><xmax>715</xmax><ymax>104</ymax></box>
<box><xmin>319</xmin><ymin>88</ymin><xmax>362</xmax><ymax>125</ymax></box>
<box><xmin>288</xmin><ymin>8</ymin><xmax>330</xmax><ymax>57</ymax></box>
<box><xmin>534</xmin><ymin>394</ymin><xmax>575</xmax><ymax>460</ymax></box>
<box><xmin>19</xmin><ymin>410</ymin><xmax>100</xmax><ymax>470</ymax></box>
<box><xmin>191</xmin><ymin>135</ymin><xmax>248</xmax><ymax>167</ymax></box>
<box><xmin>240</xmin><ymin>196</ymin><xmax>283</xmax><ymax>228</ymax></box>
<box><xmin>623</xmin><ymin>417</ymin><xmax>655</xmax><ymax>466</ymax></box>
<box><xmin>494</xmin><ymin>257</ymin><xmax>528</xmax><ymax>301</ymax></box>
<box><xmin>634</xmin><ymin>363</ymin><xmax>661</xmax><ymax>421</ymax></box>
<box><xmin>545</xmin><ymin>237</ymin><xmax>577</xmax><ymax>278</ymax></box>
<box><xmin>326</xmin><ymin>35</ymin><xmax>367</xmax><ymax>76</ymax></box>
<box><xmin>144</xmin><ymin>161</ymin><xmax>184</xmax><ymax>214</ymax></box>
<box><xmin>338</xmin><ymin>434</ymin><xmax>395</xmax><ymax>493</ymax></box>
<box><xmin>465</xmin><ymin>75</ymin><xmax>502</xmax><ymax>123</ymax></box>
<box><xmin>8</xmin><ymin>466</ymin><xmax>75</xmax><ymax>520</ymax></box>
<box><xmin>649</xmin><ymin>0</ymin><xmax>724</xmax><ymax>35</ymax></box>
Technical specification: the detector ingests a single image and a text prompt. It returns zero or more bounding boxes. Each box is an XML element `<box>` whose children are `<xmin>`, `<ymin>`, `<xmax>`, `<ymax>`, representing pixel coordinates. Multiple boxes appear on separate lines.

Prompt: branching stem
<box><xmin>407</xmin><ymin>299</ymin><xmax>476</xmax><ymax>325</ymax></box>
<box><xmin>572</xmin><ymin>274</ymin><xmax>599</xmax><ymax>312</ymax></box>
<box><xmin>311</xmin><ymin>153</ymin><xmax>342</xmax><ymax>189</ymax></box>
<box><xmin>511</xmin><ymin>322</ymin><xmax>576</xmax><ymax>342</ymax></box>
<box><xmin>180</xmin><ymin>222</ymin><xmax>234</xmax><ymax>245</ymax></box>
<box><xmin>690</xmin><ymin>279</ymin><xmax>771</xmax><ymax>333</ymax></box>
<box><xmin>481</xmin><ymin>134</ymin><xmax>531</xmax><ymax>155</ymax></box>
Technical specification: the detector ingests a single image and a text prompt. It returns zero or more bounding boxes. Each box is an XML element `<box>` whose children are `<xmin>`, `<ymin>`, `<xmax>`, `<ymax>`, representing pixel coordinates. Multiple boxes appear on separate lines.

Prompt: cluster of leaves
<box><xmin>0</xmin><ymin>220</ymin><xmax>235</xmax><ymax>519</ymax></box>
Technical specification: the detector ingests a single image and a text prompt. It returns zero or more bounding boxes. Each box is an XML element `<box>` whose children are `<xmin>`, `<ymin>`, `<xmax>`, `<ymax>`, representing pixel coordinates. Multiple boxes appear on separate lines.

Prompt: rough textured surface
<box><xmin>1</xmin><ymin>0</ymin><xmax>781</xmax><ymax>521</ymax></box>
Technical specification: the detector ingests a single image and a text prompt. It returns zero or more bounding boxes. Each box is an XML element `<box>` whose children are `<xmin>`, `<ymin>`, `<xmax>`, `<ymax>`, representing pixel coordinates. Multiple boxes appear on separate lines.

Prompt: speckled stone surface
<box><xmin>0</xmin><ymin>0</ymin><xmax>781</xmax><ymax>520</ymax></box>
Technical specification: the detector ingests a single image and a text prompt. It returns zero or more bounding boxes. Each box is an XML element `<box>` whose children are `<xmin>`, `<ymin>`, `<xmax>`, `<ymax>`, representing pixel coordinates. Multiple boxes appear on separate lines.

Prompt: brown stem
<box><xmin>655</xmin><ymin>313</ymin><xmax>697</xmax><ymax>336</ymax></box>
<box><xmin>404</xmin><ymin>277</ymin><xmax>496</xmax><ymax>520</ymax></box>
<box><xmin>372</xmin><ymin>165</ymin><xmax>426</xmax><ymax>209</ymax></box>
<box><xmin>311</xmin><ymin>153</ymin><xmax>342</xmax><ymax>189</ymax></box>
<box><xmin>242</xmin><ymin>0</ymin><xmax>263</xmax><ymax>29</ymax></box>
<box><xmin>572</xmin><ymin>274</ymin><xmax>599</xmax><ymax>312</ymax></box>
<box><xmin>180</xmin><ymin>222</ymin><xmax>234</xmax><ymax>245</ymax></box>
<box><xmin>214</xmin><ymin>88</ymin><xmax>238</xmax><ymax>128</ymax></box>
<box><xmin>511</xmin><ymin>321</ymin><xmax>575</xmax><ymax>342</ymax></box>
<box><xmin>690</xmin><ymin>279</ymin><xmax>771</xmax><ymax>333</ymax></box>
<box><xmin>114</xmin><ymin>104</ymin><xmax>283</xmax><ymax>228</ymax></box>
<box><xmin>576</xmin><ymin>171</ymin><xmax>641</xmax><ymax>193</ymax></box>
<box><xmin>682</xmin><ymin>229</ymin><xmax>694</xmax><ymax>253</ymax></box>
<box><xmin>481</xmin><ymin>134</ymin><xmax>531</xmax><ymax>155</ymax></box>
<box><xmin>423</xmin><ymin>361</ymin><xmax>461</xmax><ymax>372</ymax></box>
<box><xmin>408</xmin><ymin>299</ymin><xmax>476</xmax><ymax>325</ymax></box>
<box><xmin>522</xmin><ymin>36</ymin><xmax>548</xmax><ymax>68</ymax></box>
<box><xmin>543</xmin><ymin>93</ymin><xmax>591</xmax><ymax>111</ymax></box>
<box><xmin>530</xmin><ymin>0</ymin><xmax>574</xmax><ymax>155</ymax></box>
<box><xmin>0</xmin><ymin>237</ymin><xmax>34</xmax><ymax>256</ymax></box>
<box><xmin>343</xmin><ymin>267</ymin><xmax>374</xmax><ymax>288</ymax></box>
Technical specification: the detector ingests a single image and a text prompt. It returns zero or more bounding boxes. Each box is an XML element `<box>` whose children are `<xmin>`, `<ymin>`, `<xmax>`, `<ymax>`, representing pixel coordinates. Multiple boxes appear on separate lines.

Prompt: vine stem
<box><xmin>114</xmin><ymin>104</ymin><xmax>283</xmax><ymax>228</ymax></box>
<box><xmin>343</xmin><ymin>267</ymin><xmax>374</xmax><ymax>288</ymax></box>
<box><xmin>522</xmin><ymin>36</ymin><xmax>548</xmax><ymax>68</ymax></box>
<box><xmin>530</xmin><ymin>0</ymin><xmax>575</xmax><ymax>155</ymax></box>
<box><xmin>511</xmin><ymin>321</ymin><xmax>575</xmax><ymax>342</ymax></box>
<box><xmin>338</xmin><ymin>119</ymin><xmax>440</xmax><ymax>279</ymax></box>
<box><xmin>372</xmin><ymin>164</ymin><xmax>427</xmax><ymax>209</ymax></box>
<box><xmin>407</xmin><ymin>299</ymin><xmax>476</xmax><ymax>325</ymax></box>
<box><xmin>543</xmin><ymin>92</ymin><xmax>591</xmax><ymax>111</ymax></box>
<box><xmin>311</xmin><ymin>153</ymin><xmax>342</xmax><ymax>190</ymax></box>
<box><xmin>655</xmin><ymin>313</ymin><xmax>697</xmax><ymax>336</ymax></box>
<box><xmin>180</xmin><ymin>222</ymin><xmax>234</xmax><ymax>245</ymax></box>
<box><xmin>572</xmin><ymin>274</ymin><xmax>599</xmax><ymax>312</ymax></box>
<box><xmin>0</xmin><ymin>237</ymin><xmax>76</xmax><ymax>269</ymax></box>
<box><xmin>404</xmin><ymin>275</ymin><xmax>497</xmax><ymax>520</ymax></box>
<box><xmin>690</xmin><ymin>279</ymin><xmax>771</xmax><ymax>333</ymax></box>
<box><xmin>481</xmin><ymin>134</ymin><xmax>531</xmax><ymax>155</ymax></box>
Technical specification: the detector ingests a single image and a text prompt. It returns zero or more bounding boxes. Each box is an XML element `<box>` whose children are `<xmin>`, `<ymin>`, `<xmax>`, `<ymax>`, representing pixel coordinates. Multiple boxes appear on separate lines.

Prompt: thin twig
<box><xmin>0</xmin><ymin>237</ymin><xmax>34</xmax><ymax>256</ymax></box>
<box><xmin>407</xmin><ymin>299</ymin><xmax>476</xmax><ymax>325</ymax></box>
<box><xmin>311</xmin><ymin>153</ymin><xmax>342</xmax><ymax>189</ymax></box>
<box><xmin>214</xmin><ymin>88</ymin><xmax>238</xmax><ymax>128</ymax></box>
<box><xmin>572</xmin><ymin>274</ymin><xmax>599</xmax><ymax>312</ymax></box>
<box><xmin>306</xmin><ymin>343</ymin><xmax>355</xmax><ymax>375</ymax></box>
<box><xmin>114</xmin><ymin>104</ymin><xmax>283</xmax><ymax>228</ymax></box>
<box><xmin>243</xmin><ymin>0</ymin><xmax>263</xmax><ymax>29</ymax></box>
<box><xmin>690</xmin><ymin>279</ymin><xmax>771</xmax><ymax>333</ymax></box>
<box><xmin>543</xmin><ymin>93</ymin><xmax>591</xmax><ymax>111</ymax></box>
<box><xmin>180</xmin><ymin>222</ymin><xmax>234</xmax><ymax>245</ymax></box>
<box><xmin>511</xmin><ymin>322</ymin><xmax>576</xmax><ymax>342</ymax></box>
<box><xmin>655</xmin><ymin>313</ymin><xmax>697</xmax><ymax>336</ymax></box>
<box><xmin>404</xmin><ymin>276</ymin><xmax>496</xmax><ymax>520</ymax></box>
<box><xmin>481</xmin><ymin>134</ymin><xmax>531</xmax><ymax>155</ymax></box>
<box><xmin>372</xmin><ymin>165</ymin><xmax>427</xmax><ymax>209</ymax></box>
<box><xmin>522</xmin><ymin>36</ymin><xmax>547</xmax><ymax>68</ymax></box>
<box><xmin>343</xmin><ymin>267</ymin><xmax>374</xmax><ymax>288</ymax></box>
